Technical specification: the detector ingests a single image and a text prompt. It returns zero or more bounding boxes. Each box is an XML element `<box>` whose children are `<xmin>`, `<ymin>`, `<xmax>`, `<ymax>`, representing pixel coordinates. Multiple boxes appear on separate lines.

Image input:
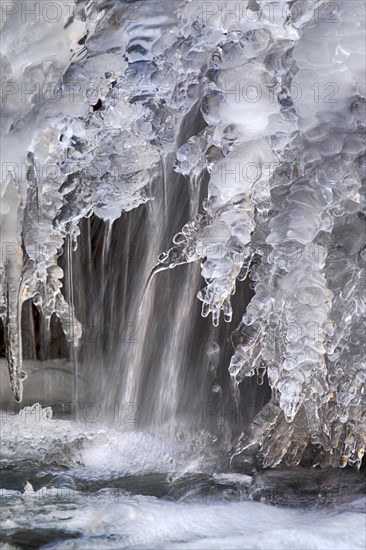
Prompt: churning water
<box><xmin>1</xmin><ymin>405</ymin><xmax>365</xmax><ymax>549</ymax></box>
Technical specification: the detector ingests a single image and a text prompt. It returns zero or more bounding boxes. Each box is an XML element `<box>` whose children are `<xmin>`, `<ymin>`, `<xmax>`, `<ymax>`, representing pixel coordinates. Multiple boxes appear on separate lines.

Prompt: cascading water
<box><xmin>1</xmin><ymin>1</ymin><xmax>365</xmax><ymax>548</ymax></box>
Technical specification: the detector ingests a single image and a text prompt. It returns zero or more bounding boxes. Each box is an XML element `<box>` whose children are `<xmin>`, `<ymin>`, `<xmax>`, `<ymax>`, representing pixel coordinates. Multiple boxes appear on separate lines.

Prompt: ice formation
<box><xmin>0</xmin><ymin>0</ymin><xmax>365</xmax><ymax>468</ymax></box>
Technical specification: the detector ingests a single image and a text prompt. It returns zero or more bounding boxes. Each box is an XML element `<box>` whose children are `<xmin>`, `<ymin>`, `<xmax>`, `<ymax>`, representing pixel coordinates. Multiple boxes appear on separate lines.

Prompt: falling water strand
<box><xmin>67</xmin><ymin>234</ymin><xmax>78</xmax><ymax>407</ymax></box>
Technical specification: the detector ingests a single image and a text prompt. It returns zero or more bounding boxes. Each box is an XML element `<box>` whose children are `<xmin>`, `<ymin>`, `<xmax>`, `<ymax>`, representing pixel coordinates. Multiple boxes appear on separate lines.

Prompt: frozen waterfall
<box><xmin>1</xmin><ymin>0</ymin><xmax>365</xmax><ymax>475</ymax></box>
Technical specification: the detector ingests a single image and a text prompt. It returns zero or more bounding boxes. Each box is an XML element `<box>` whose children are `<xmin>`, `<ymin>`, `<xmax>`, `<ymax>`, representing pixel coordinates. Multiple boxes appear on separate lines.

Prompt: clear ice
<box><xmin>0</xmin><ymin>0</ymin><xmax>365</xmax><ymax>467</ymax></box>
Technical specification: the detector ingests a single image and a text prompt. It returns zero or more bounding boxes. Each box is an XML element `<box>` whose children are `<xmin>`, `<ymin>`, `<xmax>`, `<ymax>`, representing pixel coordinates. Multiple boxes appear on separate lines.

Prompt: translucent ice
<box><xmin>1</xmin><ymin>0</ymin><xmax>365</xmax><ymax>468</ymax></box>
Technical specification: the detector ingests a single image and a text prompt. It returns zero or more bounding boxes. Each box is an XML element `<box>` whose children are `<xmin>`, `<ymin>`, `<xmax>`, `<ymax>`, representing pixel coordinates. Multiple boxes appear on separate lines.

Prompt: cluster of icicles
<box><xmin>1</xmin><ymin>0</ymin><xmax>365</xmax><ymax>467</ymax></box>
